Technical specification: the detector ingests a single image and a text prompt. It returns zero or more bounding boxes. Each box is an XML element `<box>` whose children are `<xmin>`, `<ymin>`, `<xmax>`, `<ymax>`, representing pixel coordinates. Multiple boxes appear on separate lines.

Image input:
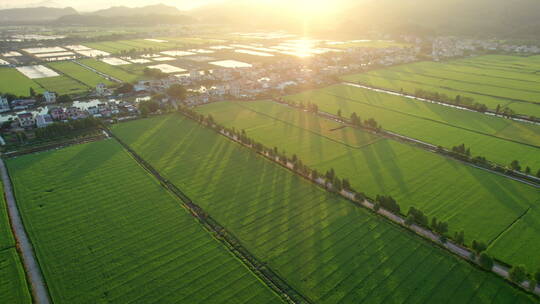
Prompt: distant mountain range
<box><xmin>0</xmin><ymin>3</ymin><xmax>184</xmax><ymax>23</ymax></box>
<box><xmin>88</xmin><ymin>4</ymin><xmax>183</xmax><ymax>17</ymax></box>
<box><xmin>2</xmin><ymin>1</ymin><xmax>540</xmax><ymax>38</ymax></box>
<box><xmin>190</xmin><ymin>0</ymin><xmax>540</xmax><ymax>38</ymax></box>
<box><xmin>0</xmin><ymin>6</ymin><xmax>76</xmax><ymax>22</ymax></box>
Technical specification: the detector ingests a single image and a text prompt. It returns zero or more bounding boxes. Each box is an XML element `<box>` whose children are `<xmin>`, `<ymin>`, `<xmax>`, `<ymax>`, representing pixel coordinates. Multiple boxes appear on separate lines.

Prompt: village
<box><xmin>1</xmin><ymin>33</ymin><xmax>539</xmax><ymax>142</ymax></box>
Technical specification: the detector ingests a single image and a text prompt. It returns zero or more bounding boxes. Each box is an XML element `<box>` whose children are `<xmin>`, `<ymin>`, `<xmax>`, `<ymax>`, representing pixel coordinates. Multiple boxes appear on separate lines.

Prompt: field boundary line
<box><xmin>236</xmin><ymin>102</ymin><xmax>382</xmax><ymax>150</ymax></box>
<box><xmin>487</xmin><ymin>207</ymin><xmax>531</xmax><ymax>248</ymax></box>
<box><xmin>0</xmin><ymin>159</ymin><xmax>51</xmax><ymax>304</ymax></box>
<box><xmin>105</xmin><ymin>128</ymin><xmax>312</xmax><ymax>304</ymax></box>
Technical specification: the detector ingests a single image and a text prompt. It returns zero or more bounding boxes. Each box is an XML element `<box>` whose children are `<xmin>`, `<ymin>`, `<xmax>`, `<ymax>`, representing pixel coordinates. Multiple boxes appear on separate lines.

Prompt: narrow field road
<box><xmin>0</xmin><ymin>159</ymin><xmax>51</xmax><ymax>304</ymax></box>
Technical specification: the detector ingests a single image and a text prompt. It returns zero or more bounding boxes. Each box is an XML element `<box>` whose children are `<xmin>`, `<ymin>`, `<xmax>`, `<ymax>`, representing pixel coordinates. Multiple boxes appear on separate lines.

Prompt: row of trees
<box><xmin>339</xmin><ymin>110</ymin><xmax>381</xmax><ymax>130</ymax></box>
<box><xmin>445</xmin><ymin>144</ymin><xmax>540</xmax><ymax>180</ymax></box>
<box><xmin>34</xmin><ymin>117</ymin><xmax>101</xmax><ymax>139</ymax></box>
<box><xmin>143</xmin><ymin>67</ymin><xmax>168</xmax><ymax>79</ymax></box>
<box><xmin>179</xmin><ymin>105</ymin><xmax>540</xmax><ymax>294</ymax></box>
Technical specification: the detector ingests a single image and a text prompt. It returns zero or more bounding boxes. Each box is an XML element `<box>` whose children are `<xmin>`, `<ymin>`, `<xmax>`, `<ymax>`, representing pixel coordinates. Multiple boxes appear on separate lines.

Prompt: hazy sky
<box><xmin>0</xmin><ymin>0</ymin><xmax>223</xmax><ymax>11</ymax></box>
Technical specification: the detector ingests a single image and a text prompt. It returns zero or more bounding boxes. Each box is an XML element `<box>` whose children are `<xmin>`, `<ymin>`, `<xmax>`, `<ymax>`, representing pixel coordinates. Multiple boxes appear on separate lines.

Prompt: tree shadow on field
<box><xmin>448</xmin><ymin>157</ymin><xmax>536</xmax><ymax>217</ymax></box>
<box><xmin>63</xmin><ymin>140</ymin><xmax>118</xmax><ymax>182</ymax></box>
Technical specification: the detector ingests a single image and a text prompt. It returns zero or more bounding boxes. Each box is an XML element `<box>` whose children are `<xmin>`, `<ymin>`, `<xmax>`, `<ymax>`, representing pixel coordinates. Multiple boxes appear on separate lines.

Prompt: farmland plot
<box><xmin>342</xmin><ymin>55</ymin><xmax>540</xmax><ymax>117</ymax></box>
<box><xmin>7</xmin><ymin>139</ymin><xmax>281</xmax><ymax>304</ymax></box>
<box><xmin>33</xmin><ymin>75</ymin><xmax>89</xmax><ymax>95</ymax></box>
<box><xmin>196</xmin><ymin>102</ymin><xmax>540</xmax><ymax>269</ymax></box>
<box><xmin>112</xmin><ymin>115</ymin><xmax>536</xmax><ymax>304</ymax></box>
<box><xmin>0</xmin><ymin>249</ymin><xmax>31</xmax><ymax>303</ymax></box>
<box><xmin>286</xmin><ymin>84</ymin><xmax>540</xmax><ymax>170</ymax></box>
<box><xmin>78</xmin><ymin>59</ymin><xmax>143</xmax><ymax>82</ymax></box>
<box><xmin>47</xmin><ymin>61</ymin><xmax>114</xmax><ymax>87</ymax></box>
<box><xmin>0</xmin><ymin>67</ymin><xmax>42</xmax><ymax>96</ymax></box>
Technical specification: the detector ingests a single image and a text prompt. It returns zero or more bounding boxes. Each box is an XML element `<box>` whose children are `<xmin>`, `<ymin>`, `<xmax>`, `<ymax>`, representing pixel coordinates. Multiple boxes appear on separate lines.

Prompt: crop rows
<box><xmin>33</xmin><ymin>75</ymin><xmax>89</xmax><ymax>95</ymax></box>
<box><xmin>7</xmin><ymin>139</ymin><xmax>280</xmax><ymax>304</ymax></box>
<box><xmin>0</xmin><ymin>180</ymin><xmax>31</xmax><ymax>303</ymax></box>
<box><xmin>285</xmin><ymin>84</ymin><xmax>540</xmax><ymax>169</ymax></box>
<box><xmin>342</xmin><ymin>55</ymin><xmax>540</xmax><ymax>117</ymax></box>
<box><xmin>111</xmin><ymin>114</ymin><xmax>535</xmax><ymax>303</ymax></box>
<box><xmin>196</xmin><ymin>101</ymin><xmax>540</xmax><ymax>270</ymax></box>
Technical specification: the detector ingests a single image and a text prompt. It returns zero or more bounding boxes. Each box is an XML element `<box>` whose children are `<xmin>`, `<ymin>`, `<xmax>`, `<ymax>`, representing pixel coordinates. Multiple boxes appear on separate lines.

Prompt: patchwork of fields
<box><xmin>111</xmin><ymin>114</ymin><xmax>535</xmax><ymax>303</ymax></box>
<box><xmin>48</xmin><ymin>61</ymin><xmax>114</xmax><ymax>87</ymax></box>
<box><xmin>78</xmin><ymin>59</ymin><xmax>144</xmax><ymax>83</ymax></box>
<box><xmin>285</xmin><ymin>84</ymin><xmax>540</xmax><ymax>170</ymax></box>
<box><xmin>342</xmin><ymin>55</ymin><xmax>540</xmax><ymax>117</ymax></box>
<box><xmin>196</xmin><ymin>101</ymin><xmax>540</xmax><ymax>270</ymax></box>
<box><xmin>0</xmin><ymin>182</ymin><xmax>31</xmax><ymax>303</ymax></box>
<box><xmin>7</xmin><ymin>139</ymin><xmax>281</xmax><ymax>304</ymax></box>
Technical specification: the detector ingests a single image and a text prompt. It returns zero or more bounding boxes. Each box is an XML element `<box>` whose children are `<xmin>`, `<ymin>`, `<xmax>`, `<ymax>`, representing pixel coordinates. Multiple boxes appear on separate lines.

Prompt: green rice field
<box><xmin>285</xmin><ymin>84</ymin><xmax>540</xmax><ymax>170</ymax></box>
<box><xmin>33</xmin><ymin>75</ymin><xmax>89</xmax><ymax>95</ymax></box>
<box><xmin>0</xmin><ymin>67</ymin><xmax>42</xmax><ymax>96</ymax></box>
<box><xmin>111</xmin><ymin>114</ymin><xmax>536</xmax><ymax>303</ymax></box>
<box><xmin>48</xmin><ymin>61</ymin><xmax>114</xmax><ymax>87</ymax></box>
<box><xmin>78</xmin><ymin>59</ymin><xmax>144</xmax><ymax>83</ymax></box>
<box><xmin>0</xmin><ymin>182</ymin><xmax>32</xmax><ymax>303</ymax></box>
<box><xmin>7</xmin><ymin>139</ymin><xmax>281</xmax><ymax>304</ymax></box>
<box><xmin>342</xmin><ymin>55</ymin><xmax>540</xmax><ymax>117</ymax></box>
<box><xmin>196</xmin><ymin>101</ymin><xmax>540</xmax><ymax>270</ymax></box>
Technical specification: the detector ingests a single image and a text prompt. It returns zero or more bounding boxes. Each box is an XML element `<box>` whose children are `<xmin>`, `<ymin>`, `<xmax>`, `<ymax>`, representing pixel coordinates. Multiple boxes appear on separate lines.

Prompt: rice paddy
<box><xmin>7</xmin><ymin>139</ymin><xmax>282</xmax><ymax>304</ymax></box>
<box><xmin>342</xmin><ymin>55</ymin><xmax>540</xmax><ymax>117</ymax></box>
<box><xmin>196</xmin><ymin>101</ymin><xmax>540</xmax><ymax>270</ymax></box>
<box><xmin>111</xmin><ymin>114</ymin><xmax>536</xmax><ymax>303</ymax></box>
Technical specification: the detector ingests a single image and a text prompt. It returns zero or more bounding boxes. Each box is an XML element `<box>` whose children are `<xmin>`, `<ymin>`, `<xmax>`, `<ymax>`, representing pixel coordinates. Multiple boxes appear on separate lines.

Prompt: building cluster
<box><xmin>0</xmin><ymin>91</ymin><xmax>56</xmax><ymax>112</ymax></box>
<box><xmin>431</xmin><ymin>37</ymin><xmax>540</xmax><ymax>60</ymax></box>
<box><xmin>8</xmin><ymin>100</ymin><xmax>138</xmax><ymax>130</ymax></box>
<box><xmin>129</xmin><ymin>45</ymin><xmax>419</xmax><ymax>105</ymax></box>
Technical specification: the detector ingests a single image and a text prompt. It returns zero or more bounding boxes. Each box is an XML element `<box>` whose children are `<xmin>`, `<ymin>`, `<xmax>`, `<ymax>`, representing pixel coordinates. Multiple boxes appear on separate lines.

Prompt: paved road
<box><xmin>0</xmin><ymin>160</ymin><xmax>51</xmax><ymax>304</ymax></box>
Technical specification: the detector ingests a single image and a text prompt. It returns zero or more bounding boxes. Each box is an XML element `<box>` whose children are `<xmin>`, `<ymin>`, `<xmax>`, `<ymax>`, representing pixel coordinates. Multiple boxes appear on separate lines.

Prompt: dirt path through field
<box><xmin>0</xmin><ymin>159</ymin><xmax>51</xmax><ymax>304</ymax></box>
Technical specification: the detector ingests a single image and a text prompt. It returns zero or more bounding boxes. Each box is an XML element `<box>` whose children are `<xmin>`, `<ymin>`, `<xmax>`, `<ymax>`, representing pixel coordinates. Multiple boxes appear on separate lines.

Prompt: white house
<box><xmin>43</xmin><ymin>91</ymin><xmax>56</xmax><ymax>103</ymax></box>
<box><xmin>96</xmin><ymin>83</ymin><xmax>107</xmax><ymax>96</ymax></box>
<box><xmin>17</xmin><ymin>113</ymin><xmax>34</xmax><ymax>128</ymax></box>
<box><xmin>0</xmin><ymin>96</ymin><xmax>9</xmax><ymax>112</ymax></box>
<box><xmin>87</xmin><ymin>106</ymin><xmax>99</xmax><ymax>115</ymax></box>
<box><xmin>36</xmin><ymin>114</ymin><xmax>53</xmax><ymax>128</ymax></box>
